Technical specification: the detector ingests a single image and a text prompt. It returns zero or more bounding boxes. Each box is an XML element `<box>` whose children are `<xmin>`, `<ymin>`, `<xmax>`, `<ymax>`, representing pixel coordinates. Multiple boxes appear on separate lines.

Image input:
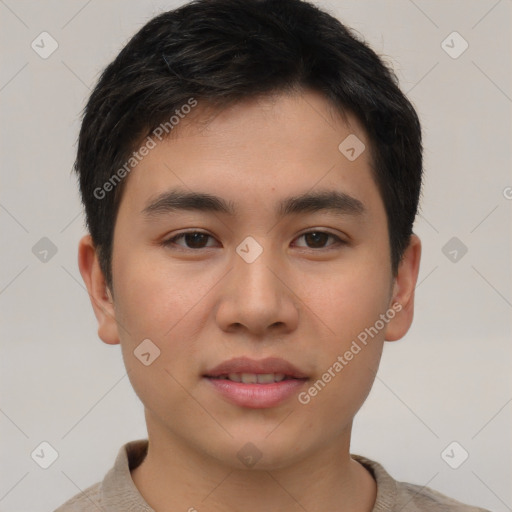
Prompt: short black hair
<box><xmin>75</xmin><ymin>0</ymin><xmax>423</xmax><ymax>290</ymax></box>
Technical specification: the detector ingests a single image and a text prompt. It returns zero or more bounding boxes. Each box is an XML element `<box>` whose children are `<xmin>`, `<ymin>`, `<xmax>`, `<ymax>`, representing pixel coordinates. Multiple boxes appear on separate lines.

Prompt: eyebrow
<box><xmin>141</xmin><ymin>188</ymin><xmax>366</xmax><ymax>220</ymax></box>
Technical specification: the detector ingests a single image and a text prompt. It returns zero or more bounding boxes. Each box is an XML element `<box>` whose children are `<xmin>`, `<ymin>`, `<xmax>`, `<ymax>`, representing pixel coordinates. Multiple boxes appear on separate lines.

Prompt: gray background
<box><xmin>1</xmin><ymin>0</ymin><xmax>511</xmax><ymax>510</ymax></box>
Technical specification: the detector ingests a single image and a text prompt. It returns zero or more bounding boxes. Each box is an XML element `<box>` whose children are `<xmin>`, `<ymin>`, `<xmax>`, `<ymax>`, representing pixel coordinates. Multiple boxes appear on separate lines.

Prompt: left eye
<box><xmin>162</xmin><ymin>230</ymin><xmax>344</xmax><ymax>250</ymax></box>
<box><xmin>294</xmin><ymin>231</ymin><xmax>344</xmax><ymax>249</ymax></box>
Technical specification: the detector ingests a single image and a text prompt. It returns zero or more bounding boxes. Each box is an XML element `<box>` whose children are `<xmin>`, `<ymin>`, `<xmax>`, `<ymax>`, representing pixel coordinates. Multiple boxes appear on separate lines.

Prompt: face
<box><xmin>80</xmin><ymin>89</ymin><xmax>420</xmax><ymax>470</ymax></box>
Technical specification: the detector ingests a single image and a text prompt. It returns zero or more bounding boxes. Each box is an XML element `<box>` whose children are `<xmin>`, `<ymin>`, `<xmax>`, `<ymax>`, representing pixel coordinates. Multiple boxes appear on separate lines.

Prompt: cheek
<box><xmin>301</xmin><ymin>254</ymin><xmax>391</xmax><ymax>409</ymax></box>
<box><xmin>112</xmin><ymin>252</ymin><xmax>208</xmax><ymax>382</ymax></box>
<box><xmin>112</xmin><ymin>257</ymin><xmax>208</xmax><ymax>418</ymax></box>
<box><xmin>311</xmin><ymin>256</ymin><xmax>392</xmax><ymax>341</ymax></box>
<box><xmin>298</xmin><ymin>270</ymin><xmax>389</xmax><ymax>429</ymax></box>
<box><xmin>113</xmin><ymin>248</ymin><xmax>202</xmax><ymax>336</ymax></box>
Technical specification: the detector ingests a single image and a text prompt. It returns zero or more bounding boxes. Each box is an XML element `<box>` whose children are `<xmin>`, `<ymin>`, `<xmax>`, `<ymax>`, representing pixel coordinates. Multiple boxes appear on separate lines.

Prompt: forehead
<box><xmin>117</xmin><ymin>90</ymin><xmax>383</xmax><ymax>220</ymax></box>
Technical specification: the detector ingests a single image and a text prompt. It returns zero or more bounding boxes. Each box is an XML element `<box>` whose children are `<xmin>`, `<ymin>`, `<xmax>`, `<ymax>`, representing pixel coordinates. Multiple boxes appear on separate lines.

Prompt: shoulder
<box><xmin>53</xmin><ymin>439</ymin><xmax>151</xmax><ymax>512</ymax></box>
<box><xmin>352</xmin><ymin>454</ymin><xmax>491</xmax><ymax>512</ymax></box>
<box><xmin>395</xmin><ymin>480</ymin><xmax>492</xmax><ymax>512</ymax></box>
<box><xmin>53</xmin><ymin>481</ymin><xmax>103</xmax><ymax>511</ymax></box>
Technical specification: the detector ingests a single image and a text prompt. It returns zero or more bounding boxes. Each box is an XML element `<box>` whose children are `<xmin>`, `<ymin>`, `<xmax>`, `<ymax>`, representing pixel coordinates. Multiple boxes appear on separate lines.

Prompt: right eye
<box><xmin>161</xmin><ymin>231</ymin><xmax>220</xmax><ymax>250</ymax></box>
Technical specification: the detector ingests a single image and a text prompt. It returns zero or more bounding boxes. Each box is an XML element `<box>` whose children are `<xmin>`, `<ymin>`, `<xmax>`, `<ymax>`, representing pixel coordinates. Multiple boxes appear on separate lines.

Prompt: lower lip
<box><xmin>205</xmin><ymin>377</ymin><xmax>308</xmax><ymax>409</ymax></box>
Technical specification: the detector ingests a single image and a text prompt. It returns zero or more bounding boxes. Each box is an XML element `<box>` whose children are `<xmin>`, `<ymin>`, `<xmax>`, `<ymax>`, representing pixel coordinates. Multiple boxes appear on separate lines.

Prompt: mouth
<box><xmin>207</xmin><ymin>373</ymin><xmax>304</xmax><ymax>384</ymax></box>
<box><xmin>204</xmin><ymin>356</ymin><xmax>308</xmax><ymax>379</ymax></box>
<box><xmin>203</xmin><ymin>357</ymin><xmax>309</xmax><ymax>408</ymax></box>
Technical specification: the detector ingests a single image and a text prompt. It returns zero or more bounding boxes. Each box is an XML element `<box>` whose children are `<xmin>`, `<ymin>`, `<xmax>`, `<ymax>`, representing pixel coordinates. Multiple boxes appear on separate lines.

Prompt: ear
<box><xmin>77</xmin><ymin>234</ymin><xmax>120</xmax><ymax>345</ymax></box>
<box><xmin>384</xmin><ymin>234</ymin><xmax>422</xmax><ymax>342</ymax></box>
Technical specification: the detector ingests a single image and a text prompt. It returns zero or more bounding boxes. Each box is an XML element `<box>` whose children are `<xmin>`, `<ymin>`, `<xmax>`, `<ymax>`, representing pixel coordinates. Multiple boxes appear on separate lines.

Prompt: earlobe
<box><xmin>384</xmin><ymin>234</ymin><xmax>422</xmax><ymax>342</ymax></box>
<box><xmin>77</xmin><ymin>235</ymin><xmax>120</xmax><ymax>345</ymax></box>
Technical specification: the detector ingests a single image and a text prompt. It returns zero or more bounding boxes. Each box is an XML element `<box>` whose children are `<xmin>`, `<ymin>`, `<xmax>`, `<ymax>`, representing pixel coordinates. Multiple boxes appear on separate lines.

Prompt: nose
<box><xmin>214</xmin><ymin>243</ymin><xmax>299</xmax><ymax>338</ymax></box>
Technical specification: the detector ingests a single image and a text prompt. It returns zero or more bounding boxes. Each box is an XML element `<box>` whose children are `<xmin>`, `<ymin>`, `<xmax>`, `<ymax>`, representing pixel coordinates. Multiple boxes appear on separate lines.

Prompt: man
<box><xmin>55</xmin><ymin>0</ymin><xmax>489</xmax><ymax>510</ymax></box>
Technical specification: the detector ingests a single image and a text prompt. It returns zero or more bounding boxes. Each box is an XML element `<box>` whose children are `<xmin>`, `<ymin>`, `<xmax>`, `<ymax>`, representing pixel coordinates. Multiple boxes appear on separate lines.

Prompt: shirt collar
<box><xmin>99</xmin><ymin>440</ymin><xmax>400</xmax><ymax>511</ymax></box>
<box><xmin>101</xmin><ymin>439</ymin><xmax>154</xmax><ymax>511</ymax></box>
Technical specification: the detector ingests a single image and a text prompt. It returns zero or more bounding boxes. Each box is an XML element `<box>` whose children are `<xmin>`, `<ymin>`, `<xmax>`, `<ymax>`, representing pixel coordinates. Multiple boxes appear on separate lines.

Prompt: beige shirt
<box><xmin>54</xmin><ymin>439</ymin><xmax>490</xmax><ymax>511</ymax></box>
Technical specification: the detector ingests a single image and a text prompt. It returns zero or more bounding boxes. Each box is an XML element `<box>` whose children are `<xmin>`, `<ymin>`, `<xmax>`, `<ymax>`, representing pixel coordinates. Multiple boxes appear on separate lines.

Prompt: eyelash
<box><xmin>161</xmin><ymin>230</ymin><xmax>346</xmax><ymax>252</ymax></box>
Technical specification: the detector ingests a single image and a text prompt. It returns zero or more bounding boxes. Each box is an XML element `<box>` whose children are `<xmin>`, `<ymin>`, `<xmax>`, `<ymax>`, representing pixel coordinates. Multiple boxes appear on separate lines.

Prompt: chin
<box><xmin>216</xmin><ymin>430</ymin><xmax>313</xmax><ymax>471</ymax></box>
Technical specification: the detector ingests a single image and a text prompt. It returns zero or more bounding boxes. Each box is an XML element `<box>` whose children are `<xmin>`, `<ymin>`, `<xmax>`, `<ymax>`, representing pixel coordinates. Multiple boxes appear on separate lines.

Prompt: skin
<box><xmin>78</xmin><ymin>89</ymin><xmax>421</xmax><ymax>512</ymax></box>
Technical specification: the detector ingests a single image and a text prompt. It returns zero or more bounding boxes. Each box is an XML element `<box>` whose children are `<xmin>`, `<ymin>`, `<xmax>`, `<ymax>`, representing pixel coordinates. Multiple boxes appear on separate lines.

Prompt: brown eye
<box><xmin>304</xmin><ymin>232</ymin><xmax>329</xmax><ymax>248</ymax></box>
<box><xmin>294</xmin><ymin>230</ymin><xmax>345</xmax><ymax>250</ymax></box>
<box><xmin>162</xmin><ymin>231</ymin><xmax>217</xmax><ymax>250</ymax></box>
<box><xmin>161</xmin><ymin>229</ymin><xmax>345</xmax><ymax>252</ymax></box>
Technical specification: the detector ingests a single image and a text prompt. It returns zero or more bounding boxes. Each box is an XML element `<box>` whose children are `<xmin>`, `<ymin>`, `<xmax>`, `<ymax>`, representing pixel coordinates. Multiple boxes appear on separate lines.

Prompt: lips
<box><xmin>204</xmin><ymin>356</ymin><xmax>309</xmax><ymax>380</ymax></box>
<box><xmin>211</xmin><ymin>373</ymin><xmax>289</xmax><ymax>384</ymax></box>
<box><xmin>203</xmin><ymin>356</ymin><xmax>308</xmax><ymax>408</ymax></box>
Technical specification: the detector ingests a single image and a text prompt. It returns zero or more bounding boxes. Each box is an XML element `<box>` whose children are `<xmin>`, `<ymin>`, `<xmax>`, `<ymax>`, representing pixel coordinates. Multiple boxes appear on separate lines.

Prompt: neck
<box><xmin>131</xmin><ymin>415</ymin><xmax>376</xmax><ymax>512</ymax></box>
